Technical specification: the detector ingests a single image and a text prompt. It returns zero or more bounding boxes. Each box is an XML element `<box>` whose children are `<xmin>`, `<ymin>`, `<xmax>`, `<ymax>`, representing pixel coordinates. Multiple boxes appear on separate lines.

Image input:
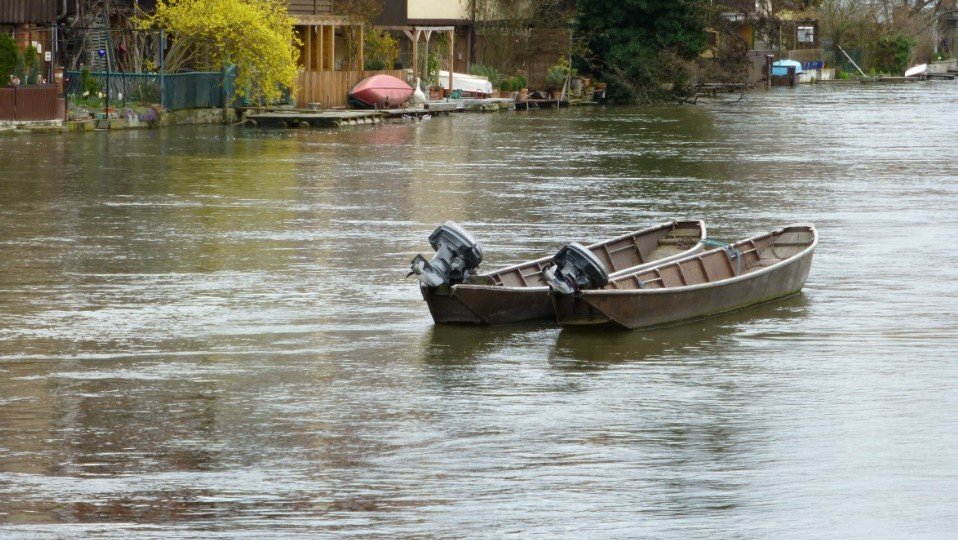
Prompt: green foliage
<box><xmin>20</xmin><ymin>45</ymin><xmax>40</xmax><ymax>84</ymax></box>
<box><xmin>875</xmin><ymin>32</ymin><xmax>916</xmax><ymax>75</ymax></box>
<box><xmin>134</xmin><ymin>81</ymin><xmax>162</xmax><ymax>103</ymax></box>
<box><xmin>363</xmin><ymin>29</ymin><xmax>399</xmax><ymax>70</ymax></box>
<box><xmin>577</xmin><ymin>0</ymin><xmax>708</xmax><ymax>100</ymax></box>
<box><xmin>142</xmin><ymin>0</ymin><xmax>299</xmax><ymax>104</ymax></box>
<box><xmin>499</xmin><ymin>74</ymin><xmax>527</xmax><ymax>91</ymax></box>
<box><xmin>0</xmin><ymin>34</ymin><xmax>19</xmax><ymax>85</ymax></box>
<box><xmin>545</xmin><ymin>57</ymin><xmax>576</xmax><ymax>90</ymax></box>
<box><xmin>425</xmin><ymin>51</ymin><xmax>441</xmax><ymax>88</ymax></box>
<box><xmin>468</xmin><ymin>64</ymin><xmax>504</xmax><ymax>88</ymax></box>
<box><xmin>80</xmin><ymin>68</ymin><xmax>102</xmax><ymax>96</ymax></box>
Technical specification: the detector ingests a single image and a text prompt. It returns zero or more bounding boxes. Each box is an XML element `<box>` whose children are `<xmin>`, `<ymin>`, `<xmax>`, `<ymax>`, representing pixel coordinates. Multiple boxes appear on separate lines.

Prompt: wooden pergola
<box><xmin>394</xmin><ymin>26</ymin><xmax>455</xmax><ymax>91</ymax></box>
<box><xmin>295</xmin><ymin>15</ymin><xmax>364</xmax><ymax>103</ymax></box>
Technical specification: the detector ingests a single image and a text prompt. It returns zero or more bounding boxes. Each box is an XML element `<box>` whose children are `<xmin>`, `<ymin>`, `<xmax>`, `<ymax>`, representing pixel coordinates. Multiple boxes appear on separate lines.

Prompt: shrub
<box><xmin>80</xmin><ymin>68</ymin><xmax>102</xmax><ymax>96</ymax></box>
<box><xmin>0</xmin><ymin>34</ymin><xmax>17</xmax><ymax>85</ymax></box>
<box><xmin>134</xmin><ymin>81</ymin><xmax>162</xmax><ymax>103</ymax></box>
<box><xmin>875</xmin><ymin>32</ymin><xmax>916</xmax><ymax>75</ymax></box>
<box><xmin>425</xmin><ymin>51</ymin><xmax>441</xmax><ymax>87</ymax></box>
<box><xmin>21</xmin><ymin>45</ymin><xmax>39</xmax><ymax>84</ymax></box>
<box><xmin>468</xmin><ymin>64</ymin><xmax>503</xmax><ymax>89</ymax></box>
<box><xmin>545</xmin><ymin>57</ymin><xmax>575</xmax><ymax>90</ymax></box>
<box><xmin>364</xmin><ymin>29</ymin><xmax>399</xmax><ymax>71</ymax></box>
<box><xmin>500</xmin><ymin>75</ymin><xmax>527</xmax><ymax>91</ymax></box>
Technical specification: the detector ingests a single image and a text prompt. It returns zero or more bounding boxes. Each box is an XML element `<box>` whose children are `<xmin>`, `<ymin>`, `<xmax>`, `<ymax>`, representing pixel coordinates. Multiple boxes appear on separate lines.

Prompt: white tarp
<box><xmin>437</xmin><ymin>71</ymin><xmax>494</xmax><ymax>94</ymax></box>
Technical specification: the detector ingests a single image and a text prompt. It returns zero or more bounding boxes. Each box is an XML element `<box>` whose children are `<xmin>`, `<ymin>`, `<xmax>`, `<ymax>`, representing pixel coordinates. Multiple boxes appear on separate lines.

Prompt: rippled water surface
<box><xmin>2</xmin><ymin>84</ymin><xmax>957</xmax><ymax>538</ymax></box>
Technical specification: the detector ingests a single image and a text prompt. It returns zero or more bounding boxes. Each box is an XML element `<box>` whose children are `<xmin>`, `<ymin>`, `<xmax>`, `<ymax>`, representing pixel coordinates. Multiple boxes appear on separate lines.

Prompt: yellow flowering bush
<box><xmin>142</xmin><ymin>0</ymin><xmax>299</xmax><ymax>103</ymax></box>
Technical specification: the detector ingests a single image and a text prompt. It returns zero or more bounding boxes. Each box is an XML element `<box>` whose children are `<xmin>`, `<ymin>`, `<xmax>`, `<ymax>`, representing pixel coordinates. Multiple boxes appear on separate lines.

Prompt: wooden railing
<box><xmin>295</xmin><ymin>69</ymin><xmax>407</xmax><ymax>108</ymax></box>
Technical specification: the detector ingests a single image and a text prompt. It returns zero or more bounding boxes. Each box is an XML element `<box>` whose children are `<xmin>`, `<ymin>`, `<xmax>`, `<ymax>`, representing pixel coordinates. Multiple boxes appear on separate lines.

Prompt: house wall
<box><xmin>408</xmin><ymin>0</ymin><xmax>467</xmax><ymax>21</ymax></box>
<box><xmin>288</xmin><ymin>0</ymin><xmax>333</xmax><ymax>17</ymax></box>
<box><xmin>374</xmin><ymin>0</ymin><xmax>408</xmax><ymax>26</ymax></box>
<box><xmin>0</xmin><ymin>0</ymin><xmax>58</xmax><ymax>24</ymax></box>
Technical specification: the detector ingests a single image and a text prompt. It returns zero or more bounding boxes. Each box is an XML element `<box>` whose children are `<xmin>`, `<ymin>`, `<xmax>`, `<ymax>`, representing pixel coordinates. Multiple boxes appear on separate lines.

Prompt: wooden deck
<box><xmin>244</xmin><ymin>98</ymin><xmax>514</xmax><ymax>128</ymax></box>
<box><xmin>515</xmin><ymin>98</ymin><xmax>568</xmax><ymax>110</ymax></box>
<box><xmin>244</xmin><ymin>110</ymin><xmax>382</xmax><ymax>128</ymax></box>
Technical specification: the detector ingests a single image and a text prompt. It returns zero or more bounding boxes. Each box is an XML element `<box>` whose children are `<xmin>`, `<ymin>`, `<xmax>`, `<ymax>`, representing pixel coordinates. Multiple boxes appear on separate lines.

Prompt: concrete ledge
<box><xmin>159</xmin><ymin>108</ymin><xmax>238</xmax><ymax>127</ymax></box>
<box><xmin>66</xmin><ymin>120</ymin><xmax>95</xmax><ymax>132</ymax></box>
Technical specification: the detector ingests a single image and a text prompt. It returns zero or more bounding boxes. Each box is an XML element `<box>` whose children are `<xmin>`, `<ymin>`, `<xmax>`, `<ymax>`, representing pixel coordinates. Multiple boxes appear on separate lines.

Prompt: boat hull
<box><xmin>349</xmin><ymin>75</ymin><xmax>413</xmax><ymax>108</ymax></box>
<box><xmin>419</xmin><ymin>220</ymin><xmax>707</xmax><ymax>325</ymax></box>
<box><xmin>422</xmin><ymin>284</ymin><xmax>554</xmax><ymax>325</ymax></box>
<box><xmin>559</xmin><ymin>244</ymin><xmax>815</xmax><ymax>330</ymax></box>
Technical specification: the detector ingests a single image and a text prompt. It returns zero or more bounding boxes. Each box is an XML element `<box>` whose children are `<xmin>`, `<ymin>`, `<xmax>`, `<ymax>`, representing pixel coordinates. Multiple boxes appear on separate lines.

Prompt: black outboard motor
<box><xmin>543</xmin><ymin>242</ymin><xmax>609</xmax><ymax>295</ymax></box>
<box><xmin>409</xmin><ymin>221</ymin><xmax>483</xmax><ymax>287</ymax></box>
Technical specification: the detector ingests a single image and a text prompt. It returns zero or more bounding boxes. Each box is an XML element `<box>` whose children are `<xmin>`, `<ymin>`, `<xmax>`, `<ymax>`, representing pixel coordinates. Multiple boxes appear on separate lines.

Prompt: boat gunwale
<box><xmin>580</xmin><ymin>224</ymin><xmax>818</xmax><ymax>298</ymax></box>
<box><xmin>449</xmin><ymin>219</ymin><xmax>707</xmax><ymax>294</ymax></box>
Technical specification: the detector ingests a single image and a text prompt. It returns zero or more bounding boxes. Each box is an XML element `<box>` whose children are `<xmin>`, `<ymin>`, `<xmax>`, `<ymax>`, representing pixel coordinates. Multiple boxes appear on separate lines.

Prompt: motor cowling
<box><xmin>543</xmin><ymin>242</ymin><xmax>609</xmax><ymax>295</ymax></box>
<box><xmin>409</xmin><ymin>221</ymin><xmax>483</xmax><ymax>287</ymax></box>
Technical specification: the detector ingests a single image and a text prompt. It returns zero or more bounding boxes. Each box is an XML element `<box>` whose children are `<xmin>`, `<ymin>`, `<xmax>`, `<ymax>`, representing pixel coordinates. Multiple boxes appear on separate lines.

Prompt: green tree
<box><xmin>577</xmin><ymin>0</ymin><xmax>709</xmax><ymax>101</ymax></box>
<box><xmin>875</xmin><ymin>31</ymin><xmax>916</xmax><ymax>74</ymax></box>
<box><xmin>0</xmin><ymin>34</ymin><xmax>18</xmax><ymax>85</ymax></box>
<box><xmin>21</xmin><ymin>45</ymin><xmax>40</xmax><ymax>84</ymax></box>
<box><xmin>141</xmin><ymin>0</ymin><xmax>299</xmax><ymax>103</ymax></box>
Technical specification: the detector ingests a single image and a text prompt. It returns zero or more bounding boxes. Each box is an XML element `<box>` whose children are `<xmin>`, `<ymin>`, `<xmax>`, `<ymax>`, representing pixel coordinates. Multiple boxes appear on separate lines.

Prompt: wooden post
<box><xmin>329</xmin><ymin>26</ymin><xmax>336</xmax><ymax>71</ymax></box>
<box><xmin>358</xmin><ymin>25</ymin><xmax>365</xmax><ymax>73</ymax></box>
<box><xmin>319</xmin><ymin>25</ymin><xmax>325</xmax><ymax>71</ymax></box>
<box><xmin>411</xmin><ymin>29</ymin><xmax>421</xmax><ymax>84</ymax></box>
<box><xmin>423</xmin><ymin>30</ymin><xmax>432</xmax><ymax>87</ymax></box>
<box><xmin>447</xmin><ymin>29</ymin><xmax>454</xmax><ymax>94</ymax></box>
<box><xmin>305</xmin><ymin>26</ymin><xmax>312</xmax><ymax>104</ymax></box>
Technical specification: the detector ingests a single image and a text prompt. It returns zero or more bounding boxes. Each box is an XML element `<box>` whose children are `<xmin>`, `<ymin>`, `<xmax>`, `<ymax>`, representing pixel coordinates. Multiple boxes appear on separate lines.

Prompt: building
<box><xmin>1</xmin><ymin>0</ymin><xmax>68</xmax><ymax>82</ymax></box>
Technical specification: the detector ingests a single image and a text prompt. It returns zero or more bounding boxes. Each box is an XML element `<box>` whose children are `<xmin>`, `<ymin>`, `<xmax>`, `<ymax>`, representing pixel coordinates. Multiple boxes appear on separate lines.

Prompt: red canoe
<box><xmin>348</xmin><ymin>75</ymin><xmax>413</xmax><ymax>109</ymax></box>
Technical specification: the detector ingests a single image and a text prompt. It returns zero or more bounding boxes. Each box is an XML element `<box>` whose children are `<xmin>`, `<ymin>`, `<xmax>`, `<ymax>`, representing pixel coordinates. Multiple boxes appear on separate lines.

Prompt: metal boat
<box><xmin>412</xmin><ymin>220</ymin><xmax>706</xmax><ymax>325</ymax></box>
<box><xmin>552</xmin><ymin>224</ymin><xmax>817</xmax><ymax>330</ymax></box>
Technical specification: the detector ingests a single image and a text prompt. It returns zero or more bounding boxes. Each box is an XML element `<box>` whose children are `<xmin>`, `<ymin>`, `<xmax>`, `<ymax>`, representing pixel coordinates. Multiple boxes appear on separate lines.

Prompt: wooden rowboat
<box><xmin>553</xmin><ymin>224</ymin><xmax>817</xmax><ymax>330</ymax></box>
<box><xmin>421</xmin><ymin>220</ymin><xmax>706</xmax><ymax>325</ymax></box>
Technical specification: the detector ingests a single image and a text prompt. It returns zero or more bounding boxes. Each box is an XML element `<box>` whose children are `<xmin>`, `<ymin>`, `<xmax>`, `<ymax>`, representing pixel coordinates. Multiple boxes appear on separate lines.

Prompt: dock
<box><xmin>244</xmin><ymin>110</ymin><xmax>382</xmax><ymax>128</ymax></box>
<box><xmin>381</xmin><ymin>102</ymin><xmax>459</xmax><ymax>120</ymax></box>
<box><xmin>243</xmin><ymin>98</ymin><xmax>515</xmax><ymax>128</ymax></box>
<box><xmin>515</xmin><ymin>98</ymin><xmax>569</xmax><ymax>110</ymax></box>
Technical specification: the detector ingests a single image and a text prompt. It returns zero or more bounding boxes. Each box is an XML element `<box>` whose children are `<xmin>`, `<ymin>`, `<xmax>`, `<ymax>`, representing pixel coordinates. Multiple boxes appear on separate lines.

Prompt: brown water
<box><xmin>2</xmin><ymin>83</ymin><xmax>957</xmax><ymax>538</ymax></box>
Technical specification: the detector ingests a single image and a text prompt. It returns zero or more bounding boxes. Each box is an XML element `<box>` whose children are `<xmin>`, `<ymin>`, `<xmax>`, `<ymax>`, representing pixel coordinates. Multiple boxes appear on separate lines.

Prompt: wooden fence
<box><xmin>0</xmin><ymin>85</ymin><xmax>64</xmax><ymax>121</ymax></box>
<box><xmin>295</xmin><ymin>69</ymin><xmax>406</xmax><ymax>108</ymax></box>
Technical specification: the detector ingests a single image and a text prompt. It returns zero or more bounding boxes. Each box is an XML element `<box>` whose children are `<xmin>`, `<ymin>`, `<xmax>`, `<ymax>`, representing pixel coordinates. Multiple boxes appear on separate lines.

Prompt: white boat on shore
<box><xmin>437</xmin><ymin>71</ymin><xmax>494</xmax><ymax>95</ymax></box>
<box><xmin>904</xmin><ymin>64</ymin><xmax>928</xmax><ymax>77</ymax></box>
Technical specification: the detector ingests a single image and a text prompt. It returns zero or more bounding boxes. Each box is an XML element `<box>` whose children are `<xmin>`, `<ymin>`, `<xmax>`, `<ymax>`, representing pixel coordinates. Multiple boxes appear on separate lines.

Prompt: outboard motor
<box><xmin>543</xmin><ymin>242</ymin><xmax>609</xmax><ymax>295</ymax></box>
<box><xmin>408</xmin><ymin>221</ymin><xmax>483</xmax><ymax>287</ymax></box>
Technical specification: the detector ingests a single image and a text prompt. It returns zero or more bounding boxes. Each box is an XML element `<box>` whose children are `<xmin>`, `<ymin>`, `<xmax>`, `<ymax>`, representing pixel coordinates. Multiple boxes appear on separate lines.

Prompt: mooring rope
<box><xmin>702</xmin><ymin>239</ymin><xmax>742</xmax><ymax>276</ymax></box>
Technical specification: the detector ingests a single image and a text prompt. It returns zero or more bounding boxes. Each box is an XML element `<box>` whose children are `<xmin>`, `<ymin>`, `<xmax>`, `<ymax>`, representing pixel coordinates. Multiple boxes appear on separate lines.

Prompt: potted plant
<box><xmin>545</xmin><ymin>57</ymin><xmax>575</xmax><ymax>98</ymax></box>
<box><xmin>425</xmin><ymin>51</ymin><xmax>442</xmax><ymax>99</ymax></box>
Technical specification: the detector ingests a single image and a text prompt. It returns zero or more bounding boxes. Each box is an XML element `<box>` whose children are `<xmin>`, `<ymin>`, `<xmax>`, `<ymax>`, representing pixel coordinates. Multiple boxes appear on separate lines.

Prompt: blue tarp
<box><xmin>772</xmin><ymin>60</ymin><xmax>804</xmax><ymax>76</ymax></box>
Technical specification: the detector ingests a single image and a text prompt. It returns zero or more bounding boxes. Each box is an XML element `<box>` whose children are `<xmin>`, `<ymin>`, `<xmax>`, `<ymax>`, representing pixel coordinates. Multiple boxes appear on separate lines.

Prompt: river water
<box><xmin>1</xmin><ymin>83</ymin><xmax>957</xmax><ymax>538</ymax></box>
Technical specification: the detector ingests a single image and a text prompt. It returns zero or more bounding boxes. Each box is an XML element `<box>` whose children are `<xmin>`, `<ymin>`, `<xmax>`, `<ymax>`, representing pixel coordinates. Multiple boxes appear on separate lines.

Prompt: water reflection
<box><xmin>421</xmin><ymin>324</ymin><xmax>559</xmax><ymax>366</ymax></box>
<box><xmin>549</xmin><ymin>294</ymin><xmax>813</xmax><ymax>368</ymax></box>
<box><xmin>3</xmin><ymin>85</ymin><xmax>958</xmax><ymax>537</ymax></box>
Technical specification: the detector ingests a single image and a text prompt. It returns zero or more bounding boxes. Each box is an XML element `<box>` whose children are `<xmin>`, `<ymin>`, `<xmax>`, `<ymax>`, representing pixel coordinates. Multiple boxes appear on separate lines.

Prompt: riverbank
<box><xmin>0</xmin><ymin>94</ymin><xmax>593</xmax><ymax>135</ymax></box>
